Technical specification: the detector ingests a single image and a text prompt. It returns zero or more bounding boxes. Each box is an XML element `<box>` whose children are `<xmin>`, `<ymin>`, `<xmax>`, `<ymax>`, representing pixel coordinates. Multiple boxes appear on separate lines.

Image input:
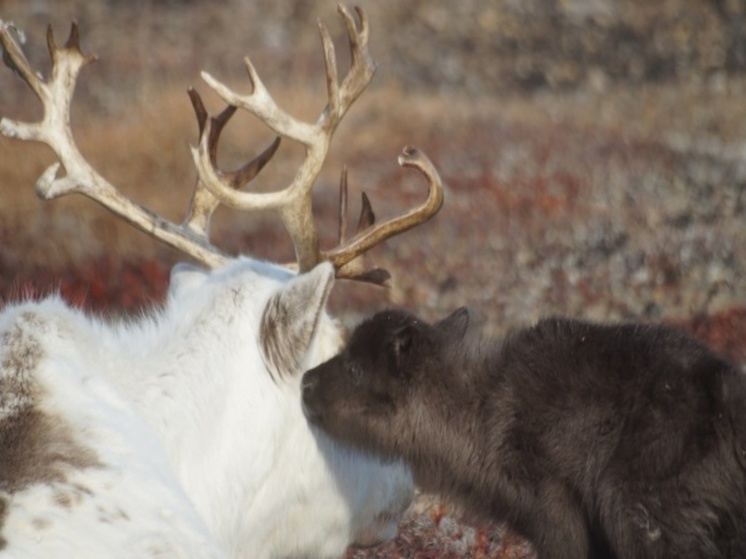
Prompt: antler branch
<box><xmin>183</xmin><ymin>88</ymin><xmax>281</xmax><ymax>237</ymax></box>
<box><xmin>192</xmin><ymin>4</ymin><xmax>380</xmax><ymax>273</ymax></box>
<box><xmin>0</xmin><ymin>21</ymin><xmax>285</xmax><ymax>268</ymax></box>
<box><xmin>327</xmin><ymin>147</ymin><xmax>444</xmax><ymax>276</ymax></box>
<box><xmin>2</xmin><ymin>6</ymin><xmax>444</xmax><ymax>285</ymax></box>
<box><xmin>2</xmin><ymin>23</ymin><xmax>223</xmax><ymax>266</ymax></box>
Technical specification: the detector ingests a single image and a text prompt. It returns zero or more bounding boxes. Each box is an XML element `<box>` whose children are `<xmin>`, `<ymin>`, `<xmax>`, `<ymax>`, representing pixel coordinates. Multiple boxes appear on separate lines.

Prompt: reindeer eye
<box><xmin>348</xmin><ymin>363</ymin><xmax>363</xmax><ymax>381</ymax></box>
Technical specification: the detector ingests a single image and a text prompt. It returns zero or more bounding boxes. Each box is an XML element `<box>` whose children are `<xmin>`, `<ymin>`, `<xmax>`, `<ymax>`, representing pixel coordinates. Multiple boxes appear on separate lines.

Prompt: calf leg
<box><xmin>495</xmin><ymin>474</ymin><xmax>592</xmax><ymax>559</ymax></box>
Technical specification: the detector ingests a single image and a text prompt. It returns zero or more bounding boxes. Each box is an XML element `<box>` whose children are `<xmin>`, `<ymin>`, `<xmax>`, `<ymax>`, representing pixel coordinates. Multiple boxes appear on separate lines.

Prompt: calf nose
<box><xmin>301</xmin><ymin>371</ymin><xmax>322</xmax><ymax>422</ymax></box>
<box><xmin>302</xmin><ymin>370</ymin><xmax>319</xmax><ymax>393</ymax></box>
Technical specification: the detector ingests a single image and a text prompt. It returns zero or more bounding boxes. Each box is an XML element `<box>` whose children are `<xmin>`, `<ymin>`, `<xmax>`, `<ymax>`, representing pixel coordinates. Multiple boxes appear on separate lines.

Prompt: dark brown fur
<box><xmin>0</xmin><ymin>311</ymin><xmax>101</xmax><ymax>545</ymax></box>
<box><xmin>0</xmin><ymin>408</ymin><xmax>100</xmax><ymax>494</ymax></box>
<box><xmin>0</xmin><ymin>312</ymin><xmax>100</xmax><ymax>495</ymax></box>
<box><xmin>302</xmin><ymin>308</ymin><xmax>746</xmax><ymax>559</ymax></box>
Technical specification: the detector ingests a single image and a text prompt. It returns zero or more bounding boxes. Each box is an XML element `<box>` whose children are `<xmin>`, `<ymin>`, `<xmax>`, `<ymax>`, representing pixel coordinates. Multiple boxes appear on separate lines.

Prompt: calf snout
<box><xmin>301</xmin><ymin>370</ymin><xmax>322</xmax><ymax>421</ymax></box>
<box><xmin>302</xmin><ymin>369</ymin><xmax>319</xmax><ymax>392</ymax></box>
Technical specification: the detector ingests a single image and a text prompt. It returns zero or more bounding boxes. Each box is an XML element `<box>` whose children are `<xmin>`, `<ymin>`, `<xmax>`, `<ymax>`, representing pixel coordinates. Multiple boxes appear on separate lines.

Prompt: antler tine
<box><xmin>324</xmin><ymin>147</ymin><xmax>444</xmax><ymax>282</ymax></box>
<box><xmin>337</xmin><ymin>165</ymin><xmax>376</xmax><ymax>245</ymax></box>
<box><xmin>335</xmin><ymin>5</ymin><xmax>374</xmax><ymax>121</ymax></box>
<box><xmin>333</xmin><ymin>166</ymin><xmax>387</xmax><ymax>284</ymax></box>
<box><xmin>187</xmin><ymin>88</ymin><xmax>281</xmax><ymax>188</ymax></box>
<box><xmin>338</xmin><ymin>165</ymin><xmax>349</xmax><ymax>246</ymax></box>
<box><xmin>355</xmin><ymin>192</ymin><xmax>375</xmax><ymax>232</ymax></box>
<box><xmin>194</xmin><ymin>4</ymin><xmax>376</xmax><ymax>273</ymax></box>
<box><xmin>1</xmin><ymin>24</ymin><xmax>47</xmax><ymax>99</ymax></box>
<box><xmin>183</xmin><ymin>88</ymin><xmax>281</xmax><ymax>236</ymax></box>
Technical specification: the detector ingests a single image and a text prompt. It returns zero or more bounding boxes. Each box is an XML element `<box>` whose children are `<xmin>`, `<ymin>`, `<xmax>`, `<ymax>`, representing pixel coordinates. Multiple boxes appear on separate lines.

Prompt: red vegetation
<box><xmin>677</xmin><ymin>308</ymin><xmax>746</xmax><ymax>365</ymax></box>
<box><xmin>0</xmin><ymin>257</ymin><xmax>170</xmax><ymax>313</ymax></box>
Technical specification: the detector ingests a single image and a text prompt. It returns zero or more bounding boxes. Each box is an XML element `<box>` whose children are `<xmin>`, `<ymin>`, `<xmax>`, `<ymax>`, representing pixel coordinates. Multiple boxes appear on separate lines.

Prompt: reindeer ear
<box><xmin>169</xmin><ymin>262</ymin><xmax>210</xmax><ymax>299</ymax></box>
<box><xmin>435</xmin><ymin>307</ymin><xmax>470</xmax><ymax>341</ymax></box>
<box><xmin>260</xmin><ymin>262</ymin><xmax>335</xmax><ymax>381</ymax></box>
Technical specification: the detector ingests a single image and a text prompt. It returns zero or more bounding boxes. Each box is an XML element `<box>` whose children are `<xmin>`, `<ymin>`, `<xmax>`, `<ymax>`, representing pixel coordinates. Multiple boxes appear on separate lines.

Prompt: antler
<box><xmin>1</xmin><ymin>5</ymin><xmax>444</xmax><ymax>285</ymax></box>
<box><xmin>183</xmin><ymin>87</ymin><xmax>281</xmax><ymax>239</ymax></box>
<box><xmin>0</xmin><ymin>22</ymin><xmax>281</xmax><ymax>269</ymax></box>
<box><xmin>328</xmin><ymin>147</ymin><xmax>443</xmax><ymax>282</ymax></box>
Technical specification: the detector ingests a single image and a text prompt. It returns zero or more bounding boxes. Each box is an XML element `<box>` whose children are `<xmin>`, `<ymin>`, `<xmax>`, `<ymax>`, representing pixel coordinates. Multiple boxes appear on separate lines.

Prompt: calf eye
<box><xmin>348</xmin><ymin>362</ymin><xmax>363</xmax><ymax>382</ymax></box>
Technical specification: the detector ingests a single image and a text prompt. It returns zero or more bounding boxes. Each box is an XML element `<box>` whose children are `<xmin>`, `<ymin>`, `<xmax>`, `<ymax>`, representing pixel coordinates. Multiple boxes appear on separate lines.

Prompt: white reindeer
<box><xmin>0</xmin><ymin>7</ymin><xmax>444</xmax><ymax>558</ymax></box>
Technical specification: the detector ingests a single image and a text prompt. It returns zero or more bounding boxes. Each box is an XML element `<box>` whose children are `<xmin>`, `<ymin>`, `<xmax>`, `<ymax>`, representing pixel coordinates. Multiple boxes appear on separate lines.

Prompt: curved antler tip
<box><xmin>398</xmin><ymin>145</ymin><xmax>425</xmax><ymax>165</ymax></box>
<box><xmin>353</xmin><ymin>5</ymin><xmax>368</xmax><ymax>26</ymax></box>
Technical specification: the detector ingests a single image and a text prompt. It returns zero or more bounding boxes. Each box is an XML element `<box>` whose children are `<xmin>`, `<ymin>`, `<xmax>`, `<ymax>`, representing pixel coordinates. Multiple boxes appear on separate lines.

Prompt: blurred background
<box><xmin>1</xmin><ymin>1</ymin><xmax>746</xmax><ymax>556</ymax></box>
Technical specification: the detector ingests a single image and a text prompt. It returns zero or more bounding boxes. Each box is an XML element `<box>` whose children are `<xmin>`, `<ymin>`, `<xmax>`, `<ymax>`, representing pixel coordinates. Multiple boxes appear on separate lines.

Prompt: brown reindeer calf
<box><xmin>302</xmin><ymin>308</ymin><xmax>746</xmax><ymax>559</ymax></box>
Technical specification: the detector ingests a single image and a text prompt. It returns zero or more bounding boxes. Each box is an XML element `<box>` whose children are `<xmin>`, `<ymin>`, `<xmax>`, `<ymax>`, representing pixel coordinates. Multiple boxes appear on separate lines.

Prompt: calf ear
<box><xmin>435</xmin><ymin>307</ymin><xmax>470</xmax><ymax>341</ymax></box>
<box><xmin>392</xmin><ymin>325</ymin><xmax>415</xmax><ymax>366</ymax></box>
<box><xmin>260</xmin><ymin>262</ymin><xmax>335</xmax><ymax>381</ymax></box>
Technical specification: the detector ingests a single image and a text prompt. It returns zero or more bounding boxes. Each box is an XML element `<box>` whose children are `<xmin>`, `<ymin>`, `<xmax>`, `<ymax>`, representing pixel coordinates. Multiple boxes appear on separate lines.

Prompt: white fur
<box><xmin>0</xmin><ymin>258</ymin><xmax>413</xmax><ymax>558</ymax></box>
